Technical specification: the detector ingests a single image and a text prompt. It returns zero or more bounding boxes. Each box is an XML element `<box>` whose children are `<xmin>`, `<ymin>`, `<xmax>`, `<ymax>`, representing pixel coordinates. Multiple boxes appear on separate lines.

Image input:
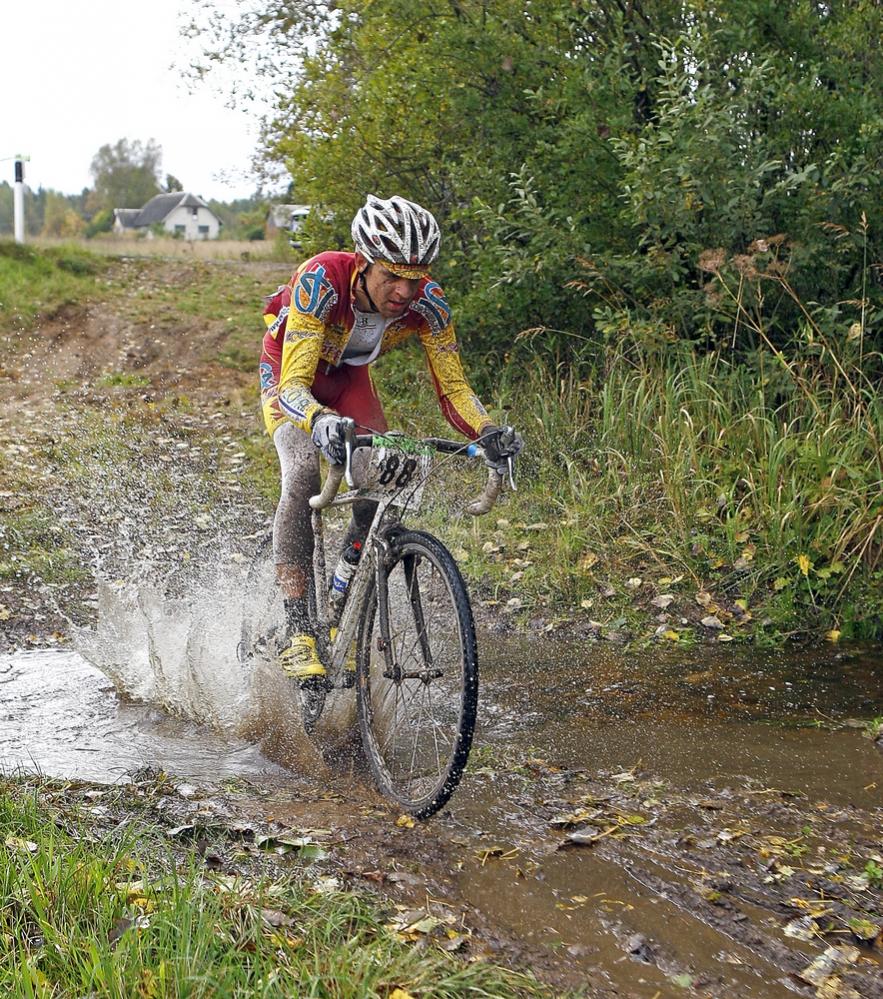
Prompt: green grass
<box><xmin>0</xmin><ymin>241</ymin><xmax>109</xmax><ymax>326</ymax></box>
<box><xmin>234</xmin><ymin>329</ymin><xmax>883</xmax><ymax>643</ymax></box>
<box><xmin>96</xmin><ymin>371</ymin><xmax>151</xmax><ymax>389</ymax></box>
<box><xmin>480</xmin><ymin>340</ymin><xmax>883</xmax><ymax>642</ymax></box>
<box><xmin>0</xmin><ymin>507</ymin><xmax>89</xmax><ymax>586</ymax></box>
<box><xmin>0</xmin><ymin>779</ymin><xmax>554</xmax><ymax>998</ymax></box>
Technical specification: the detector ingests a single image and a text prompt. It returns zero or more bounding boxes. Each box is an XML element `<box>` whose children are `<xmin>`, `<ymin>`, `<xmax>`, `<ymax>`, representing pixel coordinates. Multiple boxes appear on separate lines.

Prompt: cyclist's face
<box><xmin>357</xmin><ymin>259</ymin><xmax>421</xmax><ymax>318</ymax></box>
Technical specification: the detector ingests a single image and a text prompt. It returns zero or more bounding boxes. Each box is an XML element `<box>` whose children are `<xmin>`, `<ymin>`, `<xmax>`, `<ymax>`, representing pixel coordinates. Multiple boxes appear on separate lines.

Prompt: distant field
<box><xmin>32</xmin><ymin>236</ymin><xmax>296</xmax><ymax>262</ymax></box>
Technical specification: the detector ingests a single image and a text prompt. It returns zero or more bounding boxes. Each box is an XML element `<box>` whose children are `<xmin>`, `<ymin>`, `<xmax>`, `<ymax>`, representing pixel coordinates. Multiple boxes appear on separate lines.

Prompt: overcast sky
<box><xmin>2</xmin><ymin>0</ymin><xmax>268</xmax><ymax>201</ymax></box>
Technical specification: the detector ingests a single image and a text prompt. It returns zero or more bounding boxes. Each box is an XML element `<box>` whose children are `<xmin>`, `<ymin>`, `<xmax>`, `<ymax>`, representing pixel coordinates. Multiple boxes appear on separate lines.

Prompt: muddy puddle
<box><xmin>0</xmin><ymin>648</ymin><xmax>285</xmax><ymax>784</ymax></box>
<box><xmin>1</xmin><ymin>635</ymin><xmax>881</xmax><ymax>997</ymax></box>
<box><xmin>441</xmin><ymin>638</ymin><xmax>883</xmax><ymax>997</ymax></box>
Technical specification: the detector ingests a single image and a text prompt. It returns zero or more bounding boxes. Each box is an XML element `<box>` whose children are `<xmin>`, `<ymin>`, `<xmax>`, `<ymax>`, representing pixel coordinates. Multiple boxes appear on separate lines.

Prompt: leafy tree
<box><xmin>89</xmin><ymin>138</ymin><xmax>162</xmax><ymax>211</ymax></box>
<box><xmin>164</xmin><ymin>174</ymin><xmax>184</xmax><ymax>192</ymax></box>
<box><xmin>41</xmin><ymin>191</ymin><xmax>86</xmax><ymax>238</ymax></box>
<box><xmin>186</xmin><ymin>1</ymin><xmax>882</xmax><ymax>358</ymax></box>
<box><xmin>85</xmin><ymin>208</ymin><xmax>114</xmax><ymax>238</ymax></box>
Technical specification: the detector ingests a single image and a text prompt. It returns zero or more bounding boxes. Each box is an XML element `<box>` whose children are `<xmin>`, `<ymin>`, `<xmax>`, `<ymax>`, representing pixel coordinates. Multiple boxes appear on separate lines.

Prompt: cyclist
<box><xmin>259</xmin><ymin>194</ymin><xmax>522</xmax><ymax>682</ymax></box>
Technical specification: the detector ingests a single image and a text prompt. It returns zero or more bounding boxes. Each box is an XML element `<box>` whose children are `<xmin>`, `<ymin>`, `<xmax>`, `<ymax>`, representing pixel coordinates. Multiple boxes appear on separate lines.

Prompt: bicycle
<box><xmin>240</xmin><ymin>420</ymin><xmax>516</xmax><ymax>819</ymax></box>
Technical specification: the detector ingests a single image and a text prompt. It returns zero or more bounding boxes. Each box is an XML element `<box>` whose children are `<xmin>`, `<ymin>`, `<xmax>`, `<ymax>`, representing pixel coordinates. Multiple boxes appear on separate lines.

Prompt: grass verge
<box><xmin>0</xmin><ymin>776</ymin><xmax>554</xmax><ymax>997</ymax></box>
<box><xmin>0</xmin><ymin>241</ymin><xmax>110</xmax><ymax>328</ymax></box>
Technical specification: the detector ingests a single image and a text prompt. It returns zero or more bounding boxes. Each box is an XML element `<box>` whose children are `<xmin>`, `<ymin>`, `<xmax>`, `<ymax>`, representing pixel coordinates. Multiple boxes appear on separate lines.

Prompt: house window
<box><xmin>198</xmin><ymin>225</ymin><xmax>210</xmax><ymax>239</ymax></box>
<box><xmin>174</xmin><ymin>225</ymin><xmax>186</xmax><ymax>235</ymax></box>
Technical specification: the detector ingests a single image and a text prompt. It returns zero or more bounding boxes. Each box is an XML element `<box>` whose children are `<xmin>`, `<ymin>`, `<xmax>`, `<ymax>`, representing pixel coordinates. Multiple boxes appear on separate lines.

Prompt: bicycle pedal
<box><xmin>340</xmin><ymin>671</ymin><xmax>356</xmax><ymax>689</ymax></box>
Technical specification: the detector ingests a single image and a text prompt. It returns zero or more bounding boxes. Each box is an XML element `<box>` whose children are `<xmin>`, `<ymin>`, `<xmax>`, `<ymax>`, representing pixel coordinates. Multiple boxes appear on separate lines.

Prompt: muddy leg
<box><xmin>273</xmin><ymin>422</ymin><xmax>319</xmax><ymax>633</ymax></box>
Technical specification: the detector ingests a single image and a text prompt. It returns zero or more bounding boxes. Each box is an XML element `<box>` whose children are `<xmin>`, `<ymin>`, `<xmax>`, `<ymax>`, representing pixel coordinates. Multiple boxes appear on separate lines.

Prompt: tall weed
<box><xmin>516</xmin><ymin>332</ymin><xmax>882</xmax><ymax>639</ymax></box>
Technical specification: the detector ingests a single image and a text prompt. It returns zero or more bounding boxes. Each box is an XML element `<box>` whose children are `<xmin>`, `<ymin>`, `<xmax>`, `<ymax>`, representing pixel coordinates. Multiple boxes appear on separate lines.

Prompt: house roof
<box><xmin>134</xmin><ymin>192</ymin><xmax>212</xmax><ymax>226</ymax></box>
<box><xmin>113</xmin><ymin>208</ymin><xmax>141</xmax><ymax>229</ymax></box>
<box><xmin>112</xmin><ymin>192</ymin><xmax>218</xmax><ymax>228</ymax></box>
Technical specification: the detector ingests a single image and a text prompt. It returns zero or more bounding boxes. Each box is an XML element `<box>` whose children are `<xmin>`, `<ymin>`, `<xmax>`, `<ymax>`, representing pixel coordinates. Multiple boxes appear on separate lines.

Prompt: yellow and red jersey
<box><xmin>259</xmin><ymin>252</ymin><xmax>491</xmax><ymax>439</ymax></box>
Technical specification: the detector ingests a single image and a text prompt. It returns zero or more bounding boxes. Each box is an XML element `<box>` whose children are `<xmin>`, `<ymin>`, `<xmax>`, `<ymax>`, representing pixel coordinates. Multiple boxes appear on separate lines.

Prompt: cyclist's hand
<box><xmin>311</xmin><ymin>412</ymin><xmax>349</xmax><ymax>465</ymax></box>
<box><xmin>479</xmin><ymin>424</ymin><xmax>523</xmax><ymax>474</ymax></box>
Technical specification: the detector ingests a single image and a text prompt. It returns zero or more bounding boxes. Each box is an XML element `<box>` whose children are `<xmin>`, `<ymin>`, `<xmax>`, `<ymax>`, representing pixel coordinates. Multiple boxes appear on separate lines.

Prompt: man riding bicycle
<box><xmin>259</xmin><ymin>194</ymin><xmax>522</xmax><ymax>682</ymax></box>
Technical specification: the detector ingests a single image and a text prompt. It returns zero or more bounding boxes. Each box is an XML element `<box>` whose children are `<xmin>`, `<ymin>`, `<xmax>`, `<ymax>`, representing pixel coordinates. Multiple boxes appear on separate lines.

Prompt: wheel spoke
<box><xmin>357</xmin><ymin>532</ymin><xmax>477</xmax><ymax>817</ymax></box>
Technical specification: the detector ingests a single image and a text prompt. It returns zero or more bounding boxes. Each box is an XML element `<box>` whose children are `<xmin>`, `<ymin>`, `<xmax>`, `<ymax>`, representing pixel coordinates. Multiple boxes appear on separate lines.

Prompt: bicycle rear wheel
<box><xmin>356</xmin><ymin>529</ymin><xmax>478</xmax><ymax>818</ymax></box>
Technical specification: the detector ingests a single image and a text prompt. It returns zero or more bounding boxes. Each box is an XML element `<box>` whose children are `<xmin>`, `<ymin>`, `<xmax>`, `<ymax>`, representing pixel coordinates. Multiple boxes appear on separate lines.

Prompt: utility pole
<box><xmin>13</xmin><ymin>156</ymin><xmax>27</xmax><ymax>243</ymax></box>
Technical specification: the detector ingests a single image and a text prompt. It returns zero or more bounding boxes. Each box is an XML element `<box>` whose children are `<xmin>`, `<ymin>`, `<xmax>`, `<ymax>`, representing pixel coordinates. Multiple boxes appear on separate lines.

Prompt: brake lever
<box><xmin>499</xmin><ymin>425</ymin><xmax>517</xmax><ymax>491</ymax></box>
<box><xmin>341</xmin><ymin>417</ymin><xmax>356</xmax><ymax>488</ymax></box>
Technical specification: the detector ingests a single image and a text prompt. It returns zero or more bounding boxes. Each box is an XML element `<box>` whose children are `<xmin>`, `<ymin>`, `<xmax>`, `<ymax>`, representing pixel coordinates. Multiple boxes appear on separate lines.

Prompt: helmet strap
<box><xmin>358</xmin><ymin>266</ymin><xmax>379</xmax><ymax>313</ymax></box>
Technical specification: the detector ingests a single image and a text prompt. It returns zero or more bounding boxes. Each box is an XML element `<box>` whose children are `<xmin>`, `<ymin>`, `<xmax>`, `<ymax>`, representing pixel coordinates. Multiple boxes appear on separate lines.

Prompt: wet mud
<box><xmin>2</xmin><ymin>636</ymin><xmax>881</xmax><ymax>997</ymax></box>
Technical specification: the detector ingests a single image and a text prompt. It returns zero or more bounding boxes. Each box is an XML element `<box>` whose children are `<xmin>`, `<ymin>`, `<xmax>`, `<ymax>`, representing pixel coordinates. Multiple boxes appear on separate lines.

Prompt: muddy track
<box><xmin>2</xmin><ymin>257</ymin><xmax>882</xmax><ymax>997</ymax></box>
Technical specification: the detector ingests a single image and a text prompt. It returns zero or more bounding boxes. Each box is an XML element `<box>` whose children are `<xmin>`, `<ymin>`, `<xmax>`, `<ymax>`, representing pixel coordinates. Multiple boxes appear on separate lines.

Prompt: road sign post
<box><xmin>14</xmin><ymin>158</ymin><xmax>25</xmax><ymax>244</ymax></box>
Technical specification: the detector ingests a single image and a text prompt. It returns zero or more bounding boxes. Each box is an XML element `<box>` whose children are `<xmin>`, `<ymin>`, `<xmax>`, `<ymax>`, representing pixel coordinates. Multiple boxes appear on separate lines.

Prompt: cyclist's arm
<box><xmin>277</xmin><ymin>259</ymin><xmax>343</xmax><ymax>432</ymax></box>
<box><xmin>277</xmin><ymin>314</ymin><xmax>332</xmax><ymax>433</ymax></box>
<box><xmin>418</xmin><ymin>319</ymin><xmax>494</xmax><ymax>439</ymax></box>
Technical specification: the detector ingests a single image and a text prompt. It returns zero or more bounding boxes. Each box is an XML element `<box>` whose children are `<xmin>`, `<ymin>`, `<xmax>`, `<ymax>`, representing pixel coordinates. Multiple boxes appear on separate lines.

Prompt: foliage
<box><xmin>41</xmin><ymin>191</ymin><xmax>86</xmax><ymax>238</ymax></box>
<box><xmin>186</xmin><ymin>0</ymin><xmax>883</xmax><ymax>361</ymax></box>
<box><xmin>207</xmin><ymin>194</ymin><xmax>271</xmax><ymax>240</ymax></box>
<box><xmin>84</xmin><ymin>207</ymin><xmax>114</xmax><ymax>238</ymax></box>
<box><xmin>89</xmin><ymin>137</ymin><xmax>163</xmax><ymax>212</ymax></box>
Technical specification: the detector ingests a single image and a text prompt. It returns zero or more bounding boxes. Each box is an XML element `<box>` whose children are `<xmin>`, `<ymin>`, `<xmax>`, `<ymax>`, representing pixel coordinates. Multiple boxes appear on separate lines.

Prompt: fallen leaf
<box><xmin>797</xmin><ymin>945</ymin><xmax>860</xmax><ymax>988</ymax></box>
<box><xmin>475</xmin><ymin>845</ymin><xmax>518</xmax><ymax>865</ymax></box>
<box><xmin>395</xmin><ymin>815</ymin><xmax>416</xmax><ymax>829</ymax></box>
<box><xmin>784</xmin><ymin>915</ymin><xmax>819</xmax><ymax>940</ymax></box>
<box><xmin>650</xmin><ymin>594</ymin><xmax>675</xmax><ymax>609</ymax></box>
<box><xmin>4</xmin><ymin>836</ymin><xmax>38</xmax><ymax>853</ymax></box>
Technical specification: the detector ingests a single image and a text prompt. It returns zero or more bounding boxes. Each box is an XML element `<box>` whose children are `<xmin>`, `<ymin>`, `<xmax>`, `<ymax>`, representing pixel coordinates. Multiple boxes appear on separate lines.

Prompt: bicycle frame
<box><xmin>310</xmin><ymin>486</ymin><xmax>398</xmax><ymax>683</ymax></box>
<box><xmin>308</xmin><ymin>421</ymin><xmax>514</xmax><ymax>688</ymax></box>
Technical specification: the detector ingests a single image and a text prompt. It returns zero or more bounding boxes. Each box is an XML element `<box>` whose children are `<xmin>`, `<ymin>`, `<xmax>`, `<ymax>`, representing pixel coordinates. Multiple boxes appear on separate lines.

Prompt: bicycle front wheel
<box><xmin>356</xmin><ymin>530</ymin><xmax>478</xmax><ymax>818</ymax></box>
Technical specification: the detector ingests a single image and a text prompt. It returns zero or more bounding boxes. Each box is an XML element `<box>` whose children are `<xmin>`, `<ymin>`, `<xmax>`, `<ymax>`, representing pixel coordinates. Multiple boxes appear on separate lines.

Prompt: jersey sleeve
<box><xmin>412</xmin><ymin>281</ymin><xmax>493</xmax><ymax>439</ymax></box>
<box><xmin>277</xmin><ymin>259</ymin><xmax>340</xmax><ymax>432</ymax></box>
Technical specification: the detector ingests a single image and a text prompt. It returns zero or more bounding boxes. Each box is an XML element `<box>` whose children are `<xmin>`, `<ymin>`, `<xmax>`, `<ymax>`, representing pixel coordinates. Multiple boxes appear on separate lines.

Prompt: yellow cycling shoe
<box><xmin>330</xmin><ymin>627</ymin><xmax>356</xmax><ymax>684</ymax></box>
<box><xmin>278</xmin><ymin>633</ymin><xmax>327</xmax><ymax>681</ymax></box>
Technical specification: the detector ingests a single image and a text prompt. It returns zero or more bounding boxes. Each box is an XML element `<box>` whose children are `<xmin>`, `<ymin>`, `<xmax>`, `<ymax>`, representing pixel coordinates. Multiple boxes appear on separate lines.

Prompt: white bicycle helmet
<box><xmin>351</xmin><ymin>194</ymin><xmax>441</xmax><ymax>278</ymax></box>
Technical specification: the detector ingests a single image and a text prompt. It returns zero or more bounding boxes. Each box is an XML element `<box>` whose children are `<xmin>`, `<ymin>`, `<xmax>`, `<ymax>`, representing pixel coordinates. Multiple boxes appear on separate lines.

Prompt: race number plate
<box><xmin>363</xmin><ymin>438</ymin><xmax>432</xmax><ymax>510</ymax></box>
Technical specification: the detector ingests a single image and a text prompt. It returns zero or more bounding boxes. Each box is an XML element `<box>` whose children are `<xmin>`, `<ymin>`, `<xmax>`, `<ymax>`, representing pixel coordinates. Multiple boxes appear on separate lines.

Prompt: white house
<box><xmin>112</xmin><ymin>192</ymin><xmax>222</xmax><ymax>240</ymax></box>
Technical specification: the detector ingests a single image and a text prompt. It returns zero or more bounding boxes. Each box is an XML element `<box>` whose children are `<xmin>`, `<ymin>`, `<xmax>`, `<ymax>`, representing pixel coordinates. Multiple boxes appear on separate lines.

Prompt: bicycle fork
<box><xmin>376</xmin><ymin>538</ymin><xmax>442</xmax><ymax>685</ymax></box>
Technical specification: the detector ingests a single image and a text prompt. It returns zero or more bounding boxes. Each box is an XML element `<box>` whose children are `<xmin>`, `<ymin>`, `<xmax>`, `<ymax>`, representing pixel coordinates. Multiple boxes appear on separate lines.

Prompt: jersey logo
<box><xmin>411</xmin><ymin>281</ymin><xmax>451</xmax><ymax>333</ymax></box>
<box><xmin>293</xmin><ymin>263</ymin><xmax>338</xmax><ymax>320</ymax></box>
<box><xmin>266</xmin><ymin>304</ymin><xmax>289</xmax><ymax>339</ymax></box>
<box><xmin>259</xmin><ymin>361</ymin><xmax>275</xmax><ymax>390</ymax></box>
